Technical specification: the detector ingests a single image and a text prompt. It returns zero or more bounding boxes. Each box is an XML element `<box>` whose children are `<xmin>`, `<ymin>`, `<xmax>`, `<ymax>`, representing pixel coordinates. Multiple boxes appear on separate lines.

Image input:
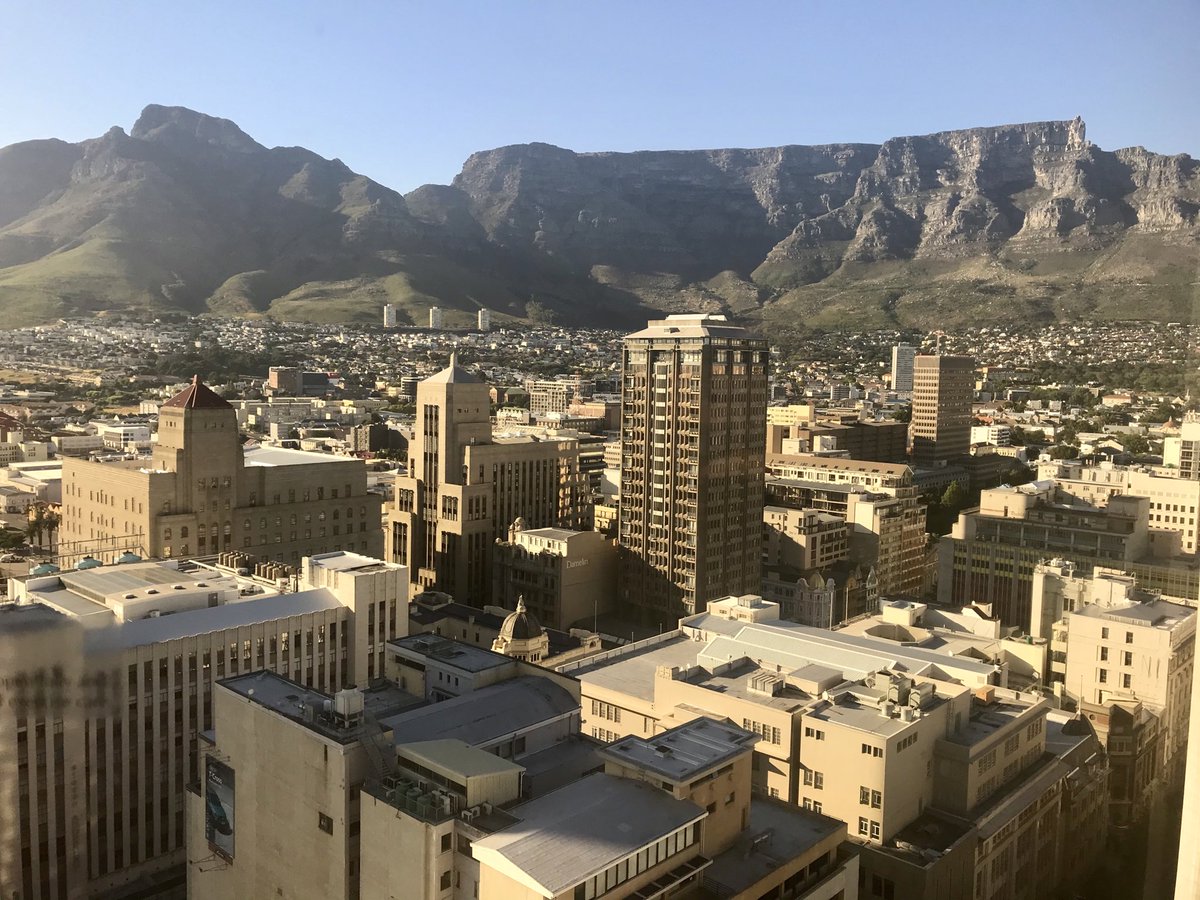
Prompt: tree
<box><xmin>1119</xmin><ymin>433</ymin><xmax>1151</xmax><ymax>455</ymax></box>
<box><xmin>43</xmin><ymin>509</ymin><xmax>61</xmax><ymax>549</ymax></box>
<box><xmin>0</xmin><ymin>529</ymin><xmax>28</xmax><ymax>551</ymax></box>
<box><xmin>1048</xmin><ymin>444</ymin><xmax>1079</xmax><ymax>460</ymax></box>
<box><xmin>892</xmin><ymin>404</ymin><xmax>912</xmax><ymax>424</ymax></box>
<box><xmin>940</xmin><ymin>481</ymin><xmax>968</xmax><ymax>512</ymax></box>
<box><xmin>25</xmin><ymin>505</ymin><xmax>46</xmax><ymax>549</ymax></box>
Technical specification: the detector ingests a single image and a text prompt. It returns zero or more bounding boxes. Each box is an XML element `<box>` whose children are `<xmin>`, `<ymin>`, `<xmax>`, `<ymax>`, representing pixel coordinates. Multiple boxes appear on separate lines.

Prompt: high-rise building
<box><xmin>909</xmin><ymin>354</ymin><xmax>974</xmax><ymax>467</ymax></box>
<box><xmin>617</xmin><ymin>315</ymin><xmax>768</xmax><ymax>621</ymax></box>
<box><xmin>428</xmin><ymin>307</ymin><xmax>444</xmax><ymax>330</ymax></box>
<box><xmin>0</xmin><ymin>551</ymin><xmax>408</xmax><ymax>899</ymax></box>
<box><xmin>389</xmin><ymin>355</ymin><xmax>585</xmax><ymax>604</ymax></box>
<box><xmin>890</xmin><ymin>343</ymin><xmax>916</xmax><ymax>393</ymax></box>
<box><xmin>1175</xmin><ymin>642</ymin><xmax>1200</xmax><ymax>899</ymax></box>
<box><xmin>59</xmin><ymin>377</ymin><xmax>384</xmax><ymax>566</ymax></box>
<box><xmin>382</xmin><ymin>303</ymin><xmax>398</xmax><ymax>328</ymax></box>
<box><xmin>1163</xmin><ymin>411</ymin><xmax>1200</xmax><ymax>478</ymax></box>
<box><xmin>476</xmin><ymin>308</ymin><xmax>490</xmax><ymax>331</ymax></box>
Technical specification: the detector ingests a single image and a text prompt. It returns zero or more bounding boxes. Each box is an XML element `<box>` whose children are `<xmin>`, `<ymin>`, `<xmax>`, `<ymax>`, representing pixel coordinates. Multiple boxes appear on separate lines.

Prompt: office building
<box><xmin>389</xmin><ymin>354</ymin><xmax>585</xmax><ymax>604</ymax></box>
<box><xmin>910</xmin><ymin>355</ymin><xmax>974</xmax><ymax>467</ymax></box>
<box><xmin>1163</xmin><ymin>411</ymin><xmax>1200</xmax><ymax>478</ymax></box>
<box><xmin>618</xmin><ymin>314</ymin><xmax>768</xmax><ymax>621</ymax></box>
<box><xmin>58</xmin><ymin>378</ymin><xmax>384</xmax><ymax>567</ymax></box>
<box><xmin>526</xmin><ymin>378</ymin><xmax>576</xmax><ymax>417</ymax></box>
<box><xmin>383</xmin><ymin>303</ymin><xmax>398</xmax><ymax>328</ymax></box>
<box><xmin>491</xmin><ymin>520</ymin><xmax>617</xmax><ymax>631</ymax></box>
<box><xmin>188</xmin><ymin>660</ymin><xmax>859</xmax><ymax>900</ymax></box>
<box><xmin>765</xmin><ymin>456</ymin><xmax>926</xmax><ymax>597</ymax></box>
<box><xmin>557</xmin><ymin>594</ymin><xmax>1106</xmax><ymax>900</ymax></box>
<box><xmin>890</xmin><ymin>344</ymin><xmax>916</xmax><ymax>394</ymax></box>
<box><xmin>1174</xmin><ymin>645</ymin><xmax>1200</xmax><ymax>899</ymax></box>
<box><xmin>1041</xmin><ymin>458</ymin><xmax>1200</xmax><ymax>557</ymax></box>
<box><xmin>0</xmin><ymin>551</ymin><xmax>408</xmax><ymax>900</ymax></box>
<box><xmin>939</xmin><ymin>482</ymin><xmax>1160</xmax><ymax>630</ymax></box>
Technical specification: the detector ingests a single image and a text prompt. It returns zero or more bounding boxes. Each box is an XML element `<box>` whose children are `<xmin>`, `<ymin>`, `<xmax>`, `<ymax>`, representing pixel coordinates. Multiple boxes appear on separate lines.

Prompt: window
<box><xmin>1099</xmin><ymin>669</ymin><xmax>1108</xmax><ymax>684</ymax></box>
<box><xmin>1099</xmin><ymin>646</ymin><xmax>1108</xmax><ymax>662</ymax></box>
<box><xmin>858</xmin><ymin>816</ymin><xmax>870</xmax><ymax>836</ymax></box>
<box><xmin>1125</xmin><ymin>632</ymin><xmax>1134</xmax><ymax>644</ymax></box>
<box><xmin>1123</xmin><ymin>651</ymin><xmax>1133</xmax><ymax>666</ymax></box>
<box><xmin>440</xmin><ymin>833</ymin><xmax>452</xmax><ymax>853</ymax></box>
<box><xmin>1123</xmin><ymin>673</ymin><xmax>1132</xmax><ymax>689</ymax></box>
<box><xmin>804</xmin><ymin>726</ymin><xmax>825</xmax><ymax>741</ymax></box>
<box><xmin>861</xmin><ymin>743</ymin><xmax>883</xmax><ymax>758</ymax></box>
<box><xmin>869</xmin><ymin>820</ymin><xmax>881</xmax><ymax>841</ymax></box>
<box><xmin>803</xmin><ymin>770</ymin><xmax>823</xmax><ymax>789</ymax></box>
<box><xmin>1101</xmin><ymin>627</ymin><xmax>1109</xmax><ymax>639</ymax></box>
<box><xmin>440</xmin><ymin>871</ymin><xmax>451</xmax><ymax>891</ymax></box>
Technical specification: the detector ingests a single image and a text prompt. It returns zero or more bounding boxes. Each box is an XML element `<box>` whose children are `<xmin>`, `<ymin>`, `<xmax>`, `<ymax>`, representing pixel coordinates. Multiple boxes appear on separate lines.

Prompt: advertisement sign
<box><xmin>205</xmin><ymin>756</ymin><xmax>235</xmax><ymax>861</ymax></box>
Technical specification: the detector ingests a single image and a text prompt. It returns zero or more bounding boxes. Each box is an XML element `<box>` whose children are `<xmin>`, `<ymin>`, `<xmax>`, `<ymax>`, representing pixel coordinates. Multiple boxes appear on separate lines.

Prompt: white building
<box><xmin>477</xmin><ymin>308</ymin><xmax>491</xmax><ymax>331</ymax></box>
<box><xmin>383</xmin><ymin>303</ymin><xmax>398</xmax><ymax>328</ymax></box>
<box><xmin>970</xmin><ymin>424</ymin><xmax>1011</xmax><ymax>446</ymax></box>
<box><xmin>890</xmin><ymin>343</ymin><xmax>916</xmax><ymax>394</ymax></box>
<box><xmin>429</xmin><ymin>307</ymin><xmax>444</xmax><ymax>330</ymax></box>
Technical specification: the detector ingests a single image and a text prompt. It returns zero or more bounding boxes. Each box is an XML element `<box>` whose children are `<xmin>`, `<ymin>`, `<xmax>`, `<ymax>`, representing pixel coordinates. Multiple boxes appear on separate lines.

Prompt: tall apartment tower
<box><xmin>382</xmin><ymin>303</ymin><xmax>398</xmax><ymax>327</ymax></box>
<box><xmin>477</xmin><ymin>308</ymin><xmax>491</xmax><ymax>331</ymax></box>
<box><xmin>428</xmin><ymin>306</ymin><xmax>444</xmax><ymax>329</ymax></box>
<box><xmin>618</xmin><ymin>315</ymin><xmax>768</xmax><ymax>621</ymax></box>
<box><xmin>910</xmin><ymin>354</ymin><xmax>974</xmax><ymax>467</ymax></box>
<box><xmin>891</xmin><ymin>343</ymin><xmax>916</xmax><ymax>393</ymax></box>
<box><xmin>390</xmin><ymin>354</ymin><xmax>584</xmax><ymax>603</ymax></box>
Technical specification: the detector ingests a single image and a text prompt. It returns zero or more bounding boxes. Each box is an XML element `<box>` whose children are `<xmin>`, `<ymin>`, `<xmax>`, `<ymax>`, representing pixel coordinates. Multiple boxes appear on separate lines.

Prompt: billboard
<box><xmin>205</xmin><ymin>756</ymin><xmax>235</xmax><ymax>861</ymax></box>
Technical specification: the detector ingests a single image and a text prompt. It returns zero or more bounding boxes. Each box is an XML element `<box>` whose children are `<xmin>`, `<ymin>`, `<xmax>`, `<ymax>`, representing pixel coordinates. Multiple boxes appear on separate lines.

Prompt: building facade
<box><xmin>59</xmin><ymin>378</ymin><xmax>384</xmax><ymax>567</ymax></box>
<box><xmin>389</xmin><ymin>355</ymin><xmax>584</xmax><ymax>605</ymax></box>
<box><xmin>890</xmin><ymin>344</ymin><xmax>916</xmax><ymax>394</ymax></box>
<box><xmin>618</xmin><ymin>315</ymin><xmax>768</xmax><ymax>622</ymax></box>
<box><xmin>0</xmin><ymin>551</ymin><xmax>407</xmax><ymax>900</ymax></box>
<box><xmin>910</xmin><ymin>355</ymin><xmax>974</xmax><ymax>468</ymax></box>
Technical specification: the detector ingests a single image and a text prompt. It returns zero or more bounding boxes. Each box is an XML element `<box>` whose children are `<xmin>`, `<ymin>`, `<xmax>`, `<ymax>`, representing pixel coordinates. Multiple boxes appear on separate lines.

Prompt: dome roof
<box><xmin>116</xmin><ymin>552</ymin><xmax>143</xmax><ymax>565</ymax></box>
<box><xmin>498</xmin><ymin>597</ymin><xmax>543</xmax><ymax>642</ymax></box>
<box><xmin>30</xmin><ymin>563</ymin><xmax>61</xmax><ymax>576</ymax></box>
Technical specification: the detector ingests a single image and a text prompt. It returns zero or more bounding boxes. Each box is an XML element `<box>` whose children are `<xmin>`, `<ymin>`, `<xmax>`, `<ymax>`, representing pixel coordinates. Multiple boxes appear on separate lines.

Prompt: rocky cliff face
<box><xmin>444</xmin><ymin>117</ymin><xmax>1197</xmax><ymax>297</ymax></box>
<box><xmin>0</xmin><ymin>109</ymin><xmax>1195</xmax><ymax>329</ymax></box>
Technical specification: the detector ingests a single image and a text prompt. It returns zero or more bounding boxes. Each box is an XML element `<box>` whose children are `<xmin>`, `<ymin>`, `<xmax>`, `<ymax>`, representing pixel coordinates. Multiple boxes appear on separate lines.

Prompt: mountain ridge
<box><xmin>0</xmin><ymin>106</ymin><xmax>1195</xmax><ymax>330</ymax></box>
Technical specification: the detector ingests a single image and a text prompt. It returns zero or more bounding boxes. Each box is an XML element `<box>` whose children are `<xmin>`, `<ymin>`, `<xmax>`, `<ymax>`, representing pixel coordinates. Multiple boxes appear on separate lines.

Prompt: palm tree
<box><xmin>43</xmin><ymin>509</ymin><xmax>61</xmax><ymax>551</ymax></box>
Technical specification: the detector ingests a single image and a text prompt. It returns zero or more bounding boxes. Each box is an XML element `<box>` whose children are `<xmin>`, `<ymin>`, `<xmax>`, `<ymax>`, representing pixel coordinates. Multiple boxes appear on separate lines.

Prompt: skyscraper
<box><xmin>477</xmin><ymin>308</ymin><xmax>491</xmax><ymax>331</ymax></box>
<box><xmin>390</xmin><ymin>354</ymin><xmax>584</xmax><ymax>603</ymax></box>
<box><xmin>618</xmin><ymin>314</ymin><xmax>768</xmax><ymax>621</ymax></box>
<box><xmin>382</xmin><ymin>303</ymin><xmax>398</xmax><ymax>328</ymax></box>
<box><xmin>428</xmin><ymin>306</ymin><xmax>444</xmax><ymax>329</ymax></box>
<box><xmin>890</xmin><ymin>343</ymin><xmax>916</xmax><ymax>393</ymax></box>
<box><xmin>910</xmin><ymin>354</ymin><xmax>974</xmax><ymax>467</ymax></box>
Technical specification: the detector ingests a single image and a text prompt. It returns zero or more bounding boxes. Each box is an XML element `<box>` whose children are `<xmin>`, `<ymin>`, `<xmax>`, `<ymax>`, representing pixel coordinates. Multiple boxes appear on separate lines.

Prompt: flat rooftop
<box><xmin>600</xmin><ymin>718</ymin><xmax>757</xmax><ymax>783</ymax></box>
<box><xmin>243</xmin><ymin>445</ymin><xmax>357</xmax><ymax>467</ymax></box>
<box><xmin>704</xmin><ymin>800</ymin><xmax>844</xmax><ymax>894</ymax></box>
<box><xmin>389</xmin><ymin>633</ymin><xmax>514</xmax><ymax>673</ymax></box>
<box><xmin>308</xmin><ymin>551</ymin><xmax>401</xmax><ymax>575</ymax></box>
<box><xmin>218</xmin><ymin>670</ymin><xmax>420</xmax><ymax>744</ymax></box>
<box><xmin>472</xmin><ymin>772</ymin><xmax>703</xmax><ymax>896</ymax></box>
<box><xmin>943</xmin><ymin>700</ymin><xmax>1037</xmax><ymax>748</ymax></box>
<box><xmin>569</xmin><ymin>633</ymin><xmax>704</xmax><ymax>702</ymax></box>
<box><xmin>517</xmin><ymin>527</ymin><xmax>581</xmax><ymax>542</ymax></box>
<box><xmin>379</xmin><ymin>676</ymin><xmax>578</xmax><ymax>748</ymax></box>
<box><xmin>1076</xmin><ymin>599</ymin><xmax>1194</xmax><ymax>630</ymax></box>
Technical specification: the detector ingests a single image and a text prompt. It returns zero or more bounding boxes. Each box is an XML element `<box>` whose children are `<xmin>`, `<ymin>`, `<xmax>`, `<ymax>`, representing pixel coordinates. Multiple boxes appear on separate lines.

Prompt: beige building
<box><xmin>910</xmin><ymin>355</ymin><xmax>974</xmax><ymax>468</ymax></box>
<box><xmin>1041</xmin><ymin>458</ymin><xmax>1200</xmax><ymax>557</ymax></box>
<box><xmin>192</xmin><ymin>673</ymin><xmax>859</xmax><ymax>900</ymax></box>
<box><xmin>59</xmin><ymin>378</ymin><xmax>384</xmax><ymax>568</ymax></box>
<box><xmin>0</xmin><ymin>550</ymin><xmax>408</xmax><ymax>900</ymax></box>
<box><xmin>389</xmin><ymin>355</ymin><xmax>585</xmax><ymax>604</ymax></box>
<box><xmin>1163</xmin><ymin>411</ymin><xmax>1200</xmax><ymax>478</ymax></box>
<box><xmin>765</xmin><ymin>455</ymin><xmax>926</xmax><ymax>597</ymax></box>
<box><xmin>618</xmin><ymin>315</ymin><xmax>768</xmax><ymax>621</ymax></box>
<box><xmin>763</xmin><ymin>507</ymin><xmax>848</xmax><ymax>572</ymax></box>
<box><xmin>557</xmin><ymin>594</ymin><xmax>1105</xmax><ymax>900</ymax></box>
<box><xmin>491</xmin><ymin>521</ymin><xmax>617</xmax><ymax>631</ymax></box>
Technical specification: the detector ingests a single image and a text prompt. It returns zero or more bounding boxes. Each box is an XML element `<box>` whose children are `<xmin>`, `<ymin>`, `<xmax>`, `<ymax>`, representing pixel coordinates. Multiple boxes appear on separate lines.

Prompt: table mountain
<box><xmin>0</xmin><ymin>107</ymin><xmax>1195</xmax><ymax>329</ymax></box>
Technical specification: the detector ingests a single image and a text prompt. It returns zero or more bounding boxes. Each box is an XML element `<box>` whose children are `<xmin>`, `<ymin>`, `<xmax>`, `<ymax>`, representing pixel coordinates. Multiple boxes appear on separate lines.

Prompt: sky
<box><xmin>1</xmin><ymin>0</ymin><xmax>1196</xmax><ymax>193</ymax></box>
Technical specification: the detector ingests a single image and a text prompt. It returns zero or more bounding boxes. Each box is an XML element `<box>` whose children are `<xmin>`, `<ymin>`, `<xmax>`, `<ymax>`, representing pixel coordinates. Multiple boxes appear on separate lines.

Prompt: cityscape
<box><xmin>1</xmin><ymin>3</ymin><xmax>1197</xmax><ymax>900</ymax></box>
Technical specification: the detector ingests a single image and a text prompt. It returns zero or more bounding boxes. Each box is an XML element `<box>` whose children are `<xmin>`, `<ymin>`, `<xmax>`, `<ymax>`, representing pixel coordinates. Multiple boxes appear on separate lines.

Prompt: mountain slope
<box><xmin>0</xmin><ymin>108</ymin><xmax>1195</xmax><ymax>329</ymax></box>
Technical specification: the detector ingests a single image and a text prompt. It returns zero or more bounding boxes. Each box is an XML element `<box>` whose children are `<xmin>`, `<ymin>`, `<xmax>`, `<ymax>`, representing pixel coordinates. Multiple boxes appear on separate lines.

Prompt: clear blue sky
<box><xmin>2</xmin><ymin>0</ymin><xmax>1196</xmax><ymax>192</ymax></box>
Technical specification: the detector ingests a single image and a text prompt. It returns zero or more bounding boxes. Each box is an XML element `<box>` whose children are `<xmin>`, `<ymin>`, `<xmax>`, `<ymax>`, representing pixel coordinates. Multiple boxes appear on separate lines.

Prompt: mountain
<box><xmin>0</xmin><ymin>107</ymin><xmax>1195</xmax><ymax>330</ymax></box>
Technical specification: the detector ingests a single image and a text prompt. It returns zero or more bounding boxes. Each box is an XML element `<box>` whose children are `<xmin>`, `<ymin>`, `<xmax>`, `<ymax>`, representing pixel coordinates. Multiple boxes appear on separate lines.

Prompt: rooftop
<box><xmin>161</xmin><ymin>376</ymin><xmax>232</xmax><ymax>410</ymax></box>
<box><xmin>243</xmin><ymin>445</ymin><xmax>359</xmax><ymax>467</ymax></box>
<box><xmin>218</xmin><ymin>671</ymin><xmax>420</xmax><ymax>744</ymax></box>
<box><xmin>379</xmin><ymin>676</ymin><xmax>578</xmax><ymax>748</ymax></box>
<box><xmin>703</xmin><ymin>800</ymin><xmax>844</xmax><ymax>895</ymax></box>
<box><xmin>398</xmin><ymin>739</ymin><xmax>524</xmax><ymax>781</ymax></box>
<box><xmin>600</xmin><ymin>718</ymin><xmax>757</xmax><ymax>783</ymax></box>
<box><xmin>1076</xmin><ymin>598</ymin><xmax>1195</xmax><ymax>631</ymax></box>
<box><xmin>472</xmin><ymin>772</ymin><xmax>704</xmax><ymax>896</ymax></box>
<box><xmin>389</xmin><ymin>633</ymin><xmax>514</xmax><ymax>673</ymax></box>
